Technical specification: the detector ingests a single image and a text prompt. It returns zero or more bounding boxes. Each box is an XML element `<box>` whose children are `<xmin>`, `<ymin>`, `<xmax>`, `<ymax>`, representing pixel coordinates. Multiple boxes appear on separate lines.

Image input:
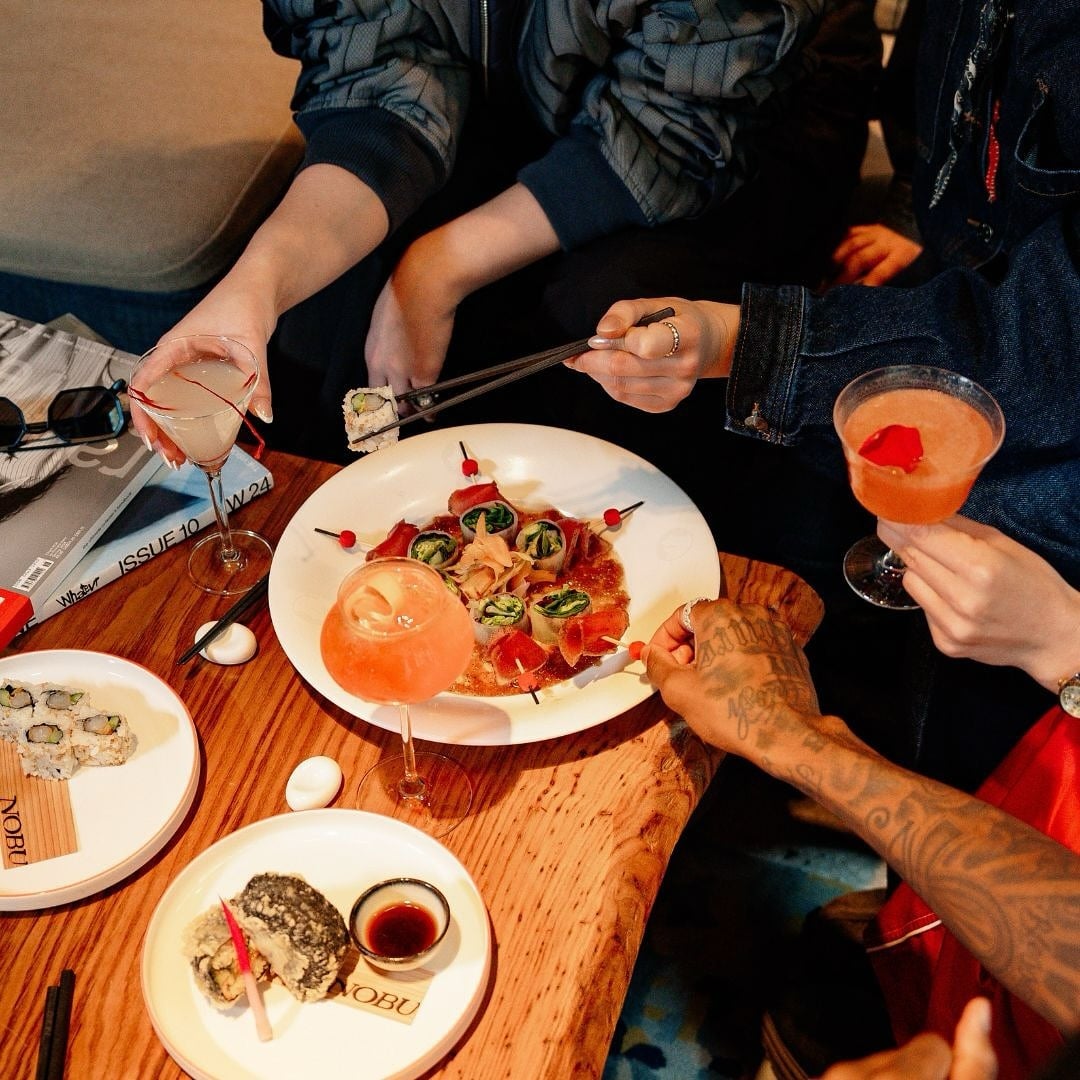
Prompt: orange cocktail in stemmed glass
<box><xmin>320</xmin><ymin>556</ymin><xmax>475</xmax><ymax>836</ymax></box>
<box><xmin>833</xmin><ymin>365</ymin><xmax>1005</xmax><ymax>609</ymax></box>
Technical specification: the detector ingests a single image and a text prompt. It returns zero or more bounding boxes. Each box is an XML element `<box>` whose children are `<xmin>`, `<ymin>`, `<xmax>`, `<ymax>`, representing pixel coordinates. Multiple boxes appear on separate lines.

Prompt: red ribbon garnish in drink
<box><xmin>314</xmin><ymin>528</ymin><xmax>357</xmax><ymax>549</ymax></box>
<box><xmin>857</xmin><ymin>425</ymin><xmax>924</xmax><ymax>473</ymax></box>
<box><xmin>459</xmin><ymin>441</ymin><xmax>479</xmax><ymax>477</ymax></box>
<box><xmin>602</xmin><ymin>500</ymin><xmax>644</xmax><ymax>527</ymax></box>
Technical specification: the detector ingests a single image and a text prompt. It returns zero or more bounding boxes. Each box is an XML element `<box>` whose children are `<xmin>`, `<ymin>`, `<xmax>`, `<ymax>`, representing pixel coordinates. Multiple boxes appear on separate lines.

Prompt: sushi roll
<box><xmin>408</xmin><ymin>530</ymin><xmax>460</xmax><ymax>569</ymax></box>
<box><xmin>469</xmin><ymin>593</ymin><xmax>530</xmax><ymax>645</ymax></box>
<box><xmin>515</xmin><ymin>519</ymin><xmax>567</xmax><ymax>573</ymax></box>
<box><xmin>0</xmin><ymin>680</ymin><xmax>36</xmax><ymax>741</ymax></box>
<box><xmin>70</xmin><ymin>704</ymin><xmax>137</xmax><ymax>767</ymax></box>
<box><xmin>459</xmin><ymin>500</ymin><xmax>518</xmax><ymax>543</ymax></box>
<box><xmin>10</xmin><ymin>686</ymin><xmax>77</xmax><ymax>781</ymax></box>
<box><xmin>232</xmin><ymin>873</ymin><xmax>349</xmax><ymax>1003</ymax></box>
<box><xmin>343</xmin><ymin>386</ymin><xmax>399</xmax><ymax>454</ymax></box>
<box><xmin>182</xmin><ymin>905</ymin><xmax>272</xmax><ymax>1010</ymax></box>
<box><xmin>529</xmin><ymin>586</ymin><xmax>591</xmax><ymax>645</ymax></box>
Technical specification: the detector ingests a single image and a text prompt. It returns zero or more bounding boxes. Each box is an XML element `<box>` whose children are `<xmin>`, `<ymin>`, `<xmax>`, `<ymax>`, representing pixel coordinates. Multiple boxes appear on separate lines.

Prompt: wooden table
<box><xmin>0</xmin><ymin>448</ymin><xmax>822</xmax><ymax>1079</ymax></box>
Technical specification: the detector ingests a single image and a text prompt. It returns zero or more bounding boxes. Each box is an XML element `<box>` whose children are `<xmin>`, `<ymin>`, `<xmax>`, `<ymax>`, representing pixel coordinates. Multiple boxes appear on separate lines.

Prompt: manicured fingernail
<box><xmin>588</xmin><ymin>335</ymin><xmax>615</xmax><ymax>348</ymax></box>
<box><xmin>254</xmin><ymin>403</ymin><xmax>273</xmax><ymax>423</ymax></box>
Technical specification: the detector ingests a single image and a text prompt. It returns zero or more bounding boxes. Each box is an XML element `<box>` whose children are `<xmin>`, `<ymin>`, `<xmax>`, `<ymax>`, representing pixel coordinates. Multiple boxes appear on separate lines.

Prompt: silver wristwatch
<box><xmin>1059</xmin><ymin>672</ymin><xmax>1080</xmax><ymax>719</ymax></box>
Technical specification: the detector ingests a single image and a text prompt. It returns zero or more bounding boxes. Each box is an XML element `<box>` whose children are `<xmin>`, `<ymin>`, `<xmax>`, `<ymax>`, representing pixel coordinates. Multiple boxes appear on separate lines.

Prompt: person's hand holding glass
<box><xmin>833</xmin><ymin>365</ymin><xmax>1005</xmax><ymax>610</ymax></box>
<box><xmin>129</xmin><ymin>335</ymin><xmax>273</xmax><ymax>595</ymax></box>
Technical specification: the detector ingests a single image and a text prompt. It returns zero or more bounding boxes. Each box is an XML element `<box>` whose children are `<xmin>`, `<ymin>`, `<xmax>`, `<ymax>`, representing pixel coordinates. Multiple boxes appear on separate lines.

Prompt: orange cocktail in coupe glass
<box><xmin>130</xmin><ymin>335</ymin><xmax>273</xmax><ymax>596</ymax></box>
<box><xmin>321</xmin><ymin>557</ymin><xmax>475</xmax><ymax>836</ymax></box>
<box><xmin>833</xmin><ymin>365</ymin><xmax>1005</xmax><ymax>610</ymax></box>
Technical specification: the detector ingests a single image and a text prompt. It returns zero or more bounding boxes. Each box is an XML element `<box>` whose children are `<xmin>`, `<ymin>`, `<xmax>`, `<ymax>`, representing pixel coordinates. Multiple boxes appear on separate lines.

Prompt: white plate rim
<box><xmin>140</xmin><ymin>809</ymin><xmax>492</xmax><ymax>1080</ymax></box>
<box><xmin>0</xmin><ymin>649</ymin><xmax>200</xmax><ymax>910</ymax></box>
<box><xmin>268</xmin><ymin>423</ymin><xmax>720</xmax><ymax>746</ymax></box>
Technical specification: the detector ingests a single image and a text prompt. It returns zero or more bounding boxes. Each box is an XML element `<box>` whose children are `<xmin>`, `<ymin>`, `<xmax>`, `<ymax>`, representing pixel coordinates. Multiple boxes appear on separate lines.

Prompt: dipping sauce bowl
<box><xmin>350</xmin><ymin>878</ymin><xmax>450</xmax><ymax>972</ymax></box>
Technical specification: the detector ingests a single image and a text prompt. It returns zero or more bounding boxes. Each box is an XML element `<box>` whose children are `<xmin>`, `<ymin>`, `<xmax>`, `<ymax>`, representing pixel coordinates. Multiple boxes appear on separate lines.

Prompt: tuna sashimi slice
<box><xmin>489</xmin><ymin>628</ymin><xmax>549</xmax><ymax>683</ymax></box>
<box><xmin>366</xmin><ymin>519</ymin><xmax>420</xmax><ymax>561</ymax></box>
<box><xmin>557</xmin><ymin>608</ymin><xmax>630</xmax><ymax>667</ymax></box>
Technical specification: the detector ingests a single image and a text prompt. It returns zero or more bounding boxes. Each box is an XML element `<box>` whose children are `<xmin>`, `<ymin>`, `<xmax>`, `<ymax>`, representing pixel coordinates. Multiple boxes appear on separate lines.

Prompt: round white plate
<box><xmin>269</xmin><ymin>423</ymin><xmax>720</xmax><ymax>745</ymax></box>
<box><xmin>141</xmin><ymin>810</ymin><xmax>492</xmax><ymax>1080</ymax></box>
<box><xmin>0</xmin><ymin>649</ymin><xmax>199</xmax><ymax>911</ymax></box>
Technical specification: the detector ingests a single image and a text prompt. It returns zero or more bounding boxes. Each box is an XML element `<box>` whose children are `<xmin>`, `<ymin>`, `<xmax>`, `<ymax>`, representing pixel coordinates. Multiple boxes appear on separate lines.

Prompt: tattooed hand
<box><xmin>640</xmin><ymin>598</ymin><xmax>821</xmax><ymax>758</ymax></box>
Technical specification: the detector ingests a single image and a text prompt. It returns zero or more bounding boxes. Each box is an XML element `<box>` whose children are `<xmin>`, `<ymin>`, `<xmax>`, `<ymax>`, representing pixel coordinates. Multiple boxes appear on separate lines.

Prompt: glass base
<box><xmin>842</xmin><ymin>535</ymin><xmax>920</xmax><ymax>611</ymax></box>
<box><xmin>356</xmin><ymin>752</ymin><xmax>473</xmax><ymax>838</ymax></box>
<box><xmin>188</xmin><ymin>528</ymin><xmax>274</xmax><ymax>596</ymax></box>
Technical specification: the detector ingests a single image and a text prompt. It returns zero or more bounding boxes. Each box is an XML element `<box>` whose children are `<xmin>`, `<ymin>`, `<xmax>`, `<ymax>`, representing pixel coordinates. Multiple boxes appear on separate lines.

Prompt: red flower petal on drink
<box><xmin>858</xmin><ymin>425</ymin><xmax>923</xmax><ymax>473</ymax></box>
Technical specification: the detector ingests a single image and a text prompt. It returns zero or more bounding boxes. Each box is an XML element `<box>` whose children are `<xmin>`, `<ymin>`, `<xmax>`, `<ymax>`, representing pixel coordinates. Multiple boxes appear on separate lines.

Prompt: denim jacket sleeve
<box><xmin>728</xmin><ymin>207</ymin><xmax>1080</xmax><ymax>580</ymax></box>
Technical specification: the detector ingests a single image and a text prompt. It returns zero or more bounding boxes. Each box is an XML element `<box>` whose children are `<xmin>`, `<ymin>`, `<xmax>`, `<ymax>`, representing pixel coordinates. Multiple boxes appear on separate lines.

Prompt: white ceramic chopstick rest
<box><xmin>286</xmin><ymin>756</ymin><xmax>343</xmax><ymax>811</ymax></box>
<box><xmin>194</xmin><ymin>621</ymin><xmax>257</xmax><ymax>665</ymax></box>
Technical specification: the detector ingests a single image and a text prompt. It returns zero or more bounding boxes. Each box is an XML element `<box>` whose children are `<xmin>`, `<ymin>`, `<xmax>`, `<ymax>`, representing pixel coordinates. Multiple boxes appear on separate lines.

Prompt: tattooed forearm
<box><xmin>787</xmin><ymin>738</ymin><xmax>1080</xmax><ymax>1032</ymax></box>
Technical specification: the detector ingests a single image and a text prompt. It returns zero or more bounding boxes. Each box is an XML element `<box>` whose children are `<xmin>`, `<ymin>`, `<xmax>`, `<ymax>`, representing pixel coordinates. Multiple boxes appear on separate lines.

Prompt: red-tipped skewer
<box><xmin>314</xmin><ymin>528</ymin><xmax>357</xmax><ymax>549</ymax></box>
<box><xmin>220</xmin><ymin>898</ymin><xmax>272</xmax><ymax>1042</ymax></box>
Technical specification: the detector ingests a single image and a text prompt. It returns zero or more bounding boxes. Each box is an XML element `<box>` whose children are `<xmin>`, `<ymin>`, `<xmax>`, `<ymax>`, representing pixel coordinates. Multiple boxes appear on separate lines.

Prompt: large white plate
<box><xmin>269</xmin><ymin>423</ymin><xmax>720</xmax><ymax>745</ymax></box>
<box><xmin>141</xmin><ymin>810</ymin><xmax>492</xmax><ymax>1080</ymax></box>
<box><xmin>0</xmin><ymin>650</ymin><xmax>199</xmax><ymax>910</ymax></box>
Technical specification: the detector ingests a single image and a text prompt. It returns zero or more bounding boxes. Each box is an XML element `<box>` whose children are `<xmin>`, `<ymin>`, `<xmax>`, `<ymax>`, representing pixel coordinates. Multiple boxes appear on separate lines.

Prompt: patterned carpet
<box><xmin>604</xmin><ymin>757</ymin><xmax>886</xmax><ymax>1079</ymax></box>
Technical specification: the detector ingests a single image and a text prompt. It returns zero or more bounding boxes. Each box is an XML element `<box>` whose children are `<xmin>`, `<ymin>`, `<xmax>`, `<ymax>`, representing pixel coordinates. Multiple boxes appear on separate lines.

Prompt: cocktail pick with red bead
<box><xmin>601</xmin><ymin>635</ymin><xmax>645</xmax><ymax>661</ymax></box>
<box><xmin>598</xmin><ymin>501</ymin><xmax>644</xmax><ymax>532</ymax></box>
<box><xmin>459</xmin><ymin>441</ymin><xmax>479</xmax><ymax>478</ymax></box>
<box><xmin>514</xmin><ymin>658</ymin><xmax>541</xmax><ymax>704</ymax></box>
<box><xmin>220</xmin><ymin>898</ymin><xmax>272</xmax><ymax>1042</ymax></box>
<box><xmin>314</xmin><ymin>528</ymin><xmax>357</xmax><ymax>549</ymax></box>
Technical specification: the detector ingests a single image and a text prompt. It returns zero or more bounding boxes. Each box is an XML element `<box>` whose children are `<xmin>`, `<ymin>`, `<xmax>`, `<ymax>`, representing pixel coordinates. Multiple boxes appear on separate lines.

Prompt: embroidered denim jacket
<box><xmin>731</xmin><ymin>0</ymin><xmax>1080</xmax><ymax>582</ymax></box>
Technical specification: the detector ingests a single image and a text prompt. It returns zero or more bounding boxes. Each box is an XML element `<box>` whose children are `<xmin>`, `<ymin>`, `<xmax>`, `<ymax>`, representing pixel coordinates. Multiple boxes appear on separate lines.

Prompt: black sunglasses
<box><xmin>0</xmin><ymin>379</ymin><xmax>128</xmax><ymax>453</ymax></box>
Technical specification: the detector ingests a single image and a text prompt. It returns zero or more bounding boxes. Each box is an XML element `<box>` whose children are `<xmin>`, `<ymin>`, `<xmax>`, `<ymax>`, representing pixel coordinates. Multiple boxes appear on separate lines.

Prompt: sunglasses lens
<box><xmin>49</xmin><ymin>387</ymin><xmax>125</xmax><ymax>441</ymax></box>
<box><xmin>0</xmin><ymin>398</ymin><xmax>25</xmax><ymax>450</ymax></box>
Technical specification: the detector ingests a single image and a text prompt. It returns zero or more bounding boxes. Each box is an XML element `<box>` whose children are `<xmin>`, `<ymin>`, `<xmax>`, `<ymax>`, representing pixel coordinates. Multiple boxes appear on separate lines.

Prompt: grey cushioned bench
<box><xmin>0</xmin><ymin>1</ymin><xmax>303</xmax><ymax>353</ymax></box>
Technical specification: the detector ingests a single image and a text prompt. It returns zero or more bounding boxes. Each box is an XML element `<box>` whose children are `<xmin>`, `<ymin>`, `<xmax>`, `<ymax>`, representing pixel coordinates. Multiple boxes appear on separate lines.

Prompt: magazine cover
<box><xmin>34</xmin><ymin>446</ymin><xmax>274</xmax><ymax>625</ymax></box>
<box><xmin>0</xmin><ymin>314</ymin><xmax>159</xmax><ymax>619</ymax></box>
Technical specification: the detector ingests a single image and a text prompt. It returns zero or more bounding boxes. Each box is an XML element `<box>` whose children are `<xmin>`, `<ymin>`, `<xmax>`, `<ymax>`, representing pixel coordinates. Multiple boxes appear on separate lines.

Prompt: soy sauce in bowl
<box><xmin>351</xmin><ymin>877</ymin><xmax>451</xmax><ymax>971</ymax></box>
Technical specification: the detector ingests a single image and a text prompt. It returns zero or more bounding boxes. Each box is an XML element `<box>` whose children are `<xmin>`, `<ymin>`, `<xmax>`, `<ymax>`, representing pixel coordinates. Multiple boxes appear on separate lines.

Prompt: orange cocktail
<box><xmin>833</xmin><ymin>365</ymin><xmax>1004</xmax><ymax>610</ymax></box>
<box><xmin>839</xmin><ymin>386</ymin><xmax>999</xmax><ymax>524</ymax></box>
<box><xmin>321</xmin><ymin>558</ymin><xmax>474</xmax><ymax>703</ymax></box>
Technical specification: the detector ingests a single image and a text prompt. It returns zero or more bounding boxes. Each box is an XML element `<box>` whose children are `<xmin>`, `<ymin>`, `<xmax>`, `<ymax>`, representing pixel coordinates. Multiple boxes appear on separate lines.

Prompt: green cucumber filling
<box><xmin>478</xmin><ymin>595</ymin><xmax>526</xmax><ymax>626</ymax></box>
<box><xmin>536</xmin><ymin>587</ymin><xmax>590</xmax><ymax>619</ymax></box>
<box><xmin>462</xmin><ymin>503</ymin><xmax>515</xmax><ymax>533</ymax></box>
<box><xmin>521</xmin><ymin>520</ymin><xmax>564</xmax><ymax>559</ymax></box>
<box><xmin>410</xmin><ymin>531</ymin><xmax>457</xmax><ymax>566</ymax></box>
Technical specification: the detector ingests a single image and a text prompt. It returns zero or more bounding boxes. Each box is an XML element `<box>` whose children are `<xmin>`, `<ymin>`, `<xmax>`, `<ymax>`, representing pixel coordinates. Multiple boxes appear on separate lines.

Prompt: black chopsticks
<box><xmin>36</xmin><ymin>969</ymin><xmax>74</xmax><ymax>1080</ymax></box>
<box><xmin>177</xmin><ymin>574</ymin><xmax>269</xmax><ymax>665</ymax></box>
<box><xmin>362</xmin><ymin>306</ymin><xmax>676</xmax><ymax>442</ymax></box>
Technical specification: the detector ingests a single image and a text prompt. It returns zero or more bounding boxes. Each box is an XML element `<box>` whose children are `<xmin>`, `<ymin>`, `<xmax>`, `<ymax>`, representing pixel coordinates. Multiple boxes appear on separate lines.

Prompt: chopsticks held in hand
<box><xmin>36</xmin><ymin>969</ymin><xmax>74</xmax><ymax>1080</ymax></box>
<box><xmin>367</xmin><ymin>306</ymin><xmax>676</xmax><ymax>441</ymax></box>
<box><xmin>177</xmin><ymin>574</ymin><xmax>269</xmax><ymax>665</ymax></box>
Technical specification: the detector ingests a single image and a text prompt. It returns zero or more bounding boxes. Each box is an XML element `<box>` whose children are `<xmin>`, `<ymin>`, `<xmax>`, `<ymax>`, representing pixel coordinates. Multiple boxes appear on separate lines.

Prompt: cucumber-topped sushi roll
<box><xmin>408</xmin><ymin>530</ymin><xmax>460</xmax><ymax>569</ymax></box>
<box><xmin>470</xmin><ymin>593</ymin><xmax>530</xmax><ymax>645</ymax></box>
<box><xmin>0</xmin><ymin>680</ymin><xmax>37</xmax><ymax>741</ymax></box>
<box><xmin>515</xmin><ymin>519</ymin><xmax>567</xmax><ymax>573</ymax></box>
<box><xmin>343</xmin><ymin>385</ymin><xmax>399</xmax><ymax>454</ymax></box>
<box><xmin>70</xmin><ymin>704</ymin><xmax>137</xmax><ymax>767</ymax></box>
<box><xmin>459</xmin><ymin>500</ymin><xmax>518</xmax><ymax>542</ymax></box>
<box><xmin>529</xmin><ymin>586</ymin><xmax>591</xmax><ymax>645</ymax></box>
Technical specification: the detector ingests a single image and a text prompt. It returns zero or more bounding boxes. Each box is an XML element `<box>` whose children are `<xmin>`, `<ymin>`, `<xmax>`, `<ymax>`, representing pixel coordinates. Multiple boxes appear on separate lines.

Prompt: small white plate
<box><xmin>141</xmin><ymin>810</ymin><xmax>492</xmax><ymax>1080</ymax></box>
<box><xmin>269</xmin><ymin>423</ymin><xmax>720</xmax><ymax>745</ymax></box>
<box><xmin>0</xmin><ymin>649</ymin><xmax>199</xmax><ymax>911</ymax></box>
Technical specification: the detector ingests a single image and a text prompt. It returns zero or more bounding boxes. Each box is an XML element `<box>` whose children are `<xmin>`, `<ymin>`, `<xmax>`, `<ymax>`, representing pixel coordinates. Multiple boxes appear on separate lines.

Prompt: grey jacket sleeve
<box><xmin>517</xmin><ymin>0</ymin><xmax>824</xmax><ymax>249</ymax></box>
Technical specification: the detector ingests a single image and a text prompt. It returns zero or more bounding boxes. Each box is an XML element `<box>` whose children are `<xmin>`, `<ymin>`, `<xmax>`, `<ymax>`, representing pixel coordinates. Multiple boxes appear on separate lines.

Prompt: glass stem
<box><xmin>397</xmin><ymin>704</ymin><xmax>427</xmax><ymax>802</ymax></box>
<box><xmin>203</xmin><ymin>466</ymin><xmax>239</xmax><ymax>562</ymax></box>
<box><xmin>879</xmin><ymin>547</ymin><xmax>908</xmax><ymax>578</ymax></box>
